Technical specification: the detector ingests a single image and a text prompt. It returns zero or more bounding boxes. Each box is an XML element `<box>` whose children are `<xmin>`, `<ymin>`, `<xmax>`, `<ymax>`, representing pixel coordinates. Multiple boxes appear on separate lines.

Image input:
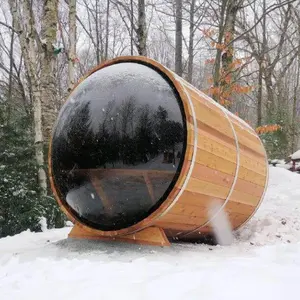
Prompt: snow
<box><xmin>291</xmin><ymin>149</ymin><xmax>300</xmax><ymax>160</ymax></box>
<box><xmin>271</xmin><ymin>159</ymin><xmax>285</xmax><ymax>164</ymax></box>
<box><xmin>276</xmin><ymin>163</ymin><xmax>292</xmax><ymax>170</ymax></box>
<box><xmin>1</xmin><ymin>167</ymin><xmax>300</xmax><ymax>299</ymax></box>
<box><xmin>271</xmin><ymin>158</ymin><xmax>300</xmax><ymax>170</ymax></box>
<box><xmin>236</xmin><ymin>166</ymin><xmax>300</xmax><ymax>245</ymax></box>
<box><xmin>65</xmin><ymin>221</ymin><xmax>73</xmax><ymax>227</ymax></box>
<box><xmin>39</xmin><ymin>217</ymin><xmax>48</xmax><ymax>232</ymax></box>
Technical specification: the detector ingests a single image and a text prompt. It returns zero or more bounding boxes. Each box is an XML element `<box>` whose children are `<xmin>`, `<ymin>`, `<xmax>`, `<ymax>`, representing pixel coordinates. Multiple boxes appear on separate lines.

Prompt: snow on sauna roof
<box><xmin>291</xmin><ymin>150</ymin><xmax>300</xmax><ymax>160</ymax></box>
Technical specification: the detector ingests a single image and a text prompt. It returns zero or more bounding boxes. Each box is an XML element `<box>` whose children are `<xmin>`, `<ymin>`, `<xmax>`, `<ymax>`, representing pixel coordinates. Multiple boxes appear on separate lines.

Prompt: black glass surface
<box><xmin>51</xmin><ymin>62</ymin><xmax>186</xmax><ymax>230</ymax></box>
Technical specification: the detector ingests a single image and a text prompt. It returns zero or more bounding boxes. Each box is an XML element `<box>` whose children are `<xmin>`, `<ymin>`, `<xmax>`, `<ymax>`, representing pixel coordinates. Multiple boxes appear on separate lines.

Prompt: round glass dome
<box><xmin>51</xmin><ymin>61</ymin><xmax>187</xmax><ymax>231</ymax></box>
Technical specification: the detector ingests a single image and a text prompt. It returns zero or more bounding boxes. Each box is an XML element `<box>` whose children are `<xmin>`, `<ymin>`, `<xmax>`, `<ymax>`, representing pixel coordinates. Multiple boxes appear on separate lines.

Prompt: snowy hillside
<box><xmin>1</xmin><ymin>167</ymin><xmax>300</xmax><ymax>300</ymax></box>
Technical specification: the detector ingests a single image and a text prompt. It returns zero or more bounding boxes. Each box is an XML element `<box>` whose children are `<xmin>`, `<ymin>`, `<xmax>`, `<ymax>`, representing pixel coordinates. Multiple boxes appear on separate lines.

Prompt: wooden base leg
<box><xmin>68</xmin><ymin>225</ymin><xmax>171</xmax><ymax>247</ymax></box>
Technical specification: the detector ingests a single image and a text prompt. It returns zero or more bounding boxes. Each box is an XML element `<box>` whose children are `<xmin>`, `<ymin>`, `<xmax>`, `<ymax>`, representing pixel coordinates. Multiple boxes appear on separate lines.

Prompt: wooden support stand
<box><xmin>68</xmin><ymin>224</ymin><xmax>171</xmax><ymax>247</ymax></box>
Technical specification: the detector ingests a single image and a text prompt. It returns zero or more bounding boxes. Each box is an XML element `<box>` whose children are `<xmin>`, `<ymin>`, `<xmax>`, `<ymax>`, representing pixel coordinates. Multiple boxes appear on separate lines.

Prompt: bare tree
<box><xmin>40</xmin><ymin>0</ymin><xmax>59</xmax><ymax>143</ymax></box>
<box><xmin>112</xmin><ymin>0</ymin><xmax>149</xmax><ymax>56</ymax></box>
<box><xmin>8</xmin><ymin>0</ymin><xmax>47</xmax><ymax>194</ymax></box>
<box><xmin>205</xmin><ymin>0</ymin><xmax>245</xmax><ymax>107</ymax></box>
<box><xmin>1</xmin><ymin>0</ymin><xmax>299</xmax><ymax>163</ymax></box>
<box><xmin>187</xmin><ymin>0</ymin><xmax>195</xmax><ymax>82</ymax></box>
<box><xmin>238</xmin><ymin>1</ymin><xmax>298</xmax><ymax>126</ymax></box>
<box><xmin>8</xmin><ymin>0</ymin><xmax>60</xmax><ymax>194</ymax></box>
<box><xmin>105</xmin><ymin>0</ymin><xmax>110</xmax><ymax>59</ymax></box>
<box><xmin>137</xmin><ymin>0</ymin><xmax>147</xmax><ymax>55</ymax></box>
<box><xmin>185</xmin><ymin>0</ymin><xmax>207</xmax><ymax>83</ymax></box>
<box><xmin>175</xmin><ymin>0</ymin><xmax>183</xmax><ymax>76</ymax></box>
<box><xmin>6</xmin><ymin>16</ymin><xmax>15</xmax><ymax>124</ymax></box>
<box><xmin>68</xmin><ymin>0</ymin><xmax>76</xmax><ymax>92</ymax></box>
<box><xmin>290</xmin><ymin>7</ymin><xmax>300</xmax><ymax>151</ymax></box>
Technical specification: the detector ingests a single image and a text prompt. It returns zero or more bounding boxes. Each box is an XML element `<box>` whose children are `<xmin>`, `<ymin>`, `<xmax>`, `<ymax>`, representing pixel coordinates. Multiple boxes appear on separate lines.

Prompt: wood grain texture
<box><xmin>49</xmin><ymin>56</ymin><xmax>268</xmax><ymax>245</ymax></box>
<box><xmin>69</xmin><ymin>225</ymin><xmax>171</xmax><ymax>247</ymax></box>
<box><xmin>156</xmin><ymin>76</ymin><xmax>268</xmax><ymax>240</ymax></box>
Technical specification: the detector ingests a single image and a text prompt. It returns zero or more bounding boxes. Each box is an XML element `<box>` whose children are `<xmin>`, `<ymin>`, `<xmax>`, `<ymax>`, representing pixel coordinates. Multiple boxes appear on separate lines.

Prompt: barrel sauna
<box><xmin>49</xmin><ymin>56</ymin><xmax>268</xmax><ymax>246</ymax></box>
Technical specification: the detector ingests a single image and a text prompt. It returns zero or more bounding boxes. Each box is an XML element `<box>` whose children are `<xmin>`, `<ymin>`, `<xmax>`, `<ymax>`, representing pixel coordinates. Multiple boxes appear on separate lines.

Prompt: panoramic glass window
<box><xmin>51</xmin><ymin>62</ymin><xmax>186</xmax><ymax>230</ymax></box>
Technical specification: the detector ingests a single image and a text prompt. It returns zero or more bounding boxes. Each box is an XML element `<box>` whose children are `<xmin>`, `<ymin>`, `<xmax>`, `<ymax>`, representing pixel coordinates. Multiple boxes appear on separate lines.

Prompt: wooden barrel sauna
<box><xmin>49</xmin><ymin>56</ymin><xmax>268</xmax><ymax>246</ymax></box>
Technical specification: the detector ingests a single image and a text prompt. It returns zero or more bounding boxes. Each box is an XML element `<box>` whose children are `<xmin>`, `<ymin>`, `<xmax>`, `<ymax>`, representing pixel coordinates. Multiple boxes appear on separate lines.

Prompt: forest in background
<box><xmin>0</xmin><ymin>0</ymin><xmax>299</xmax><ymax>237</ymax></box>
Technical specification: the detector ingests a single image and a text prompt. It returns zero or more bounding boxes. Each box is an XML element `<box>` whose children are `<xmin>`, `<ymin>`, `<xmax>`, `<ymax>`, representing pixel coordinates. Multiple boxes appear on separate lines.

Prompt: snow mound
<box><xmin>236</xmin><ymin>166</ymin><xmax>300</xmax><ymax>245</ymax></box>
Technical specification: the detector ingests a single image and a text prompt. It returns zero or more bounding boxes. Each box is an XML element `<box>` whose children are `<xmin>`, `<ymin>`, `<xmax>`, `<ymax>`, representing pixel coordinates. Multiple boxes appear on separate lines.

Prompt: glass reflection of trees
<box><xmin>51</xmin><ymin>62</ymin><xmax>186</xmax><ymax>230</ymax></box>
<box><xmin>64</xmin><ymin>98</ymin><xmax>184</xmax><ymax>170</ymax></box>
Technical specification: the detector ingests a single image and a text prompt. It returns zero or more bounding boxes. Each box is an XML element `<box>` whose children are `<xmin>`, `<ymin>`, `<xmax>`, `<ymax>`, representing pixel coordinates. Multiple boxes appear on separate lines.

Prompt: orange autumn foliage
<box><xmin>201</xmin><ymin>28</ymin><xmax>215</xmax><ymax>38</ymax></box>
<box><xmin>208</xmin><ymin>83</ymin><xmax>252</xmax><ymax>99</ymax></box>
<box><xmin>202</xmin><ymin>26</ymin><xmax>253</xmax><ymax>109</ymax></box>
<box><xmin>255</xmin><ymin>124</ymin><xmax>281</xmax><ymax>134</ymax></box>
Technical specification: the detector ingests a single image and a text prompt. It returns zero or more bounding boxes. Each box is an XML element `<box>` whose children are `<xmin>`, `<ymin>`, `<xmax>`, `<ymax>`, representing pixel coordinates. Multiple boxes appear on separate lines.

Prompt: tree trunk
<box><xmin>8</xmin><ymin>0</ymin><xmax>47</xmax><ymax>195</ymax></box>
<box><xmin>68</xmin><ymin>0</ymin><xmax>77</xmax><ymax>92</ymax></box>
<box><xmin>130</xmin><ymin>0</ymin><xmax>134</xmax><ymax>55</ymax></box>
<box><xmin>187</xmin><ymin>0</ymin><xmax>195</xmax><ymax>83</ymax></box>
<box><xmin>257</xmin><ymin>63</ymin><xmax>263</xmax><ymax>127</ymax></box>
<box><xmin>137</xmin><ymin>0</ymin><xmax>147</xmax><ymax>56</ymax></box>
<box><xmin>264</xmin><ymin>71</ymin><xmax>275</xmax><ymax>121</ymax></box>
<box><xmin>258</xmin><ymin>0</ymin><xmax>267</xmax><ymax>125</ymax></box>
<box><xmin>105</xmin><ymin>0</ymin><xmax>110</xmax><ymax>60</ymax></box>
<box><xmin>7</xmin><ymin>17</ymin><xmax>15</xmax><ymax>125</ymax></box>
<box><xmin>40</xmin><ymin>0</ymin><xmax>59</xmax><ymax>144</ymax></box>
<box><xmin>175</xmin><ymin>0</ymin><xmax>183</xmax><ymax>76</ymax></box>
<box><xmin>291</xmin><ymin>55</ymin><xmax>300</xmax><ymax>152</ymax></box>
<box><xmin>220</xmin><ymin>1</ymin><xmax>240</xmax><ymax>110</ymax></box>
<box><xmin>212</xmin><ymin>0</ymin><xmax>227</xmax><ymax>102</ymax></box>
<box><xmin>95</xmin><ymin>0</ymin><xmax>101</xmax><ymax>64</ymax></box>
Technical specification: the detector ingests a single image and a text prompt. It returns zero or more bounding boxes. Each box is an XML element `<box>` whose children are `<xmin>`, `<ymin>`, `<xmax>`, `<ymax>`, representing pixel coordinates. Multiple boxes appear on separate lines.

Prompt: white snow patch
<box><xmin>236</xmin><ymin>166</ymin><xmax>300</xmax><ymax>245</ymax></box>
<box><xmin>65</xmin><ymin>221</ymin><xmax>74</xmax><ymax>227</ymax></box>
<box><xmin>39</xmin><ymin>217</ymin><xmax>48</xmax><ymax>232</ymax></box>
<box><xmin>276</xmin><ymin>163</ymin><xmax>292</xmax><ymax>170</ymax></box>
<box><xmin>271</xmin><ymin>159</ymin><xmax>285</xmax><ymax>164</ymax></box>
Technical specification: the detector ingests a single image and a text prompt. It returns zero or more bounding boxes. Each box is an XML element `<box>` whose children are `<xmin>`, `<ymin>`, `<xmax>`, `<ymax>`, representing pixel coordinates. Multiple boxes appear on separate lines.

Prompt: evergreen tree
<box><xmin>0</xmin><ymin>118</ymin><xmax>43</xmax><ymax>237</ymax></box>
<box><xmin>0</xmin><ymin>114</ymin><xmax>64</xmax><ymax>238</ymax></box>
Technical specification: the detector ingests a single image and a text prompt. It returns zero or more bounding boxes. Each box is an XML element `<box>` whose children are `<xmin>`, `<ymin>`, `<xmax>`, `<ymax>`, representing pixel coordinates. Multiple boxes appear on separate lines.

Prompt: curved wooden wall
<box><xmin>49</xmin><ymin>56</ymin><xmax>268</xmax><ymax>244</ymax></box>
<box><xmin>153</xmin><ymin>75</ymin><xmax>268</xmax><ymax>241</ymax></box>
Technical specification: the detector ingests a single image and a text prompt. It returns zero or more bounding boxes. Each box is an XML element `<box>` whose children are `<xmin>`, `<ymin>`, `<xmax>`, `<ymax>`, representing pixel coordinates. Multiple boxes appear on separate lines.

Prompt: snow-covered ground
<box><xmin>1</xmin><ymin>167</ymin><xmax>300</xmax><ymax>300</ymax></box>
